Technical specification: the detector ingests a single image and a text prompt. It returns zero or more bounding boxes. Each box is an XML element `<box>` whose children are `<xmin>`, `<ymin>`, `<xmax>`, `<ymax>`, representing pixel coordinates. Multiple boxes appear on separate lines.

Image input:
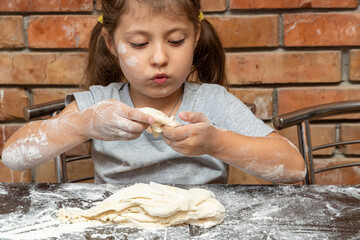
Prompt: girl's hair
<box><xmin>83</xmin><ymin>0</ymin><xmax>227</xmax><ymax>90</ymax></box>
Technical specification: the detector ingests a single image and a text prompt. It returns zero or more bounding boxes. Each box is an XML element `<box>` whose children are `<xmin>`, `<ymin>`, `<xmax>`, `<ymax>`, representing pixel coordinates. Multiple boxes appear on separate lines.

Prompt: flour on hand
<box><xmin>58</xmin><ymin>182</ymin><xmax>225</xmax><ymax>228</ymax></box>
<box><xmin>139</xmin><ymin>107</ymin><xmax>181</xmax><ymax>138</ymax></box>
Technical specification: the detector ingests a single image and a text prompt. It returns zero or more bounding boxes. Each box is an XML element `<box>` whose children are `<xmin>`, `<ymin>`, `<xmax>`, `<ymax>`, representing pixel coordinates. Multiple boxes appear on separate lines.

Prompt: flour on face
<box><xmin>125</xmin><ymin>56</ymin><xmax>139</xmax><ymax>67</ymax></box>
<box><xmin>117</xmin><ymin>42</ymin><xmax>127</xmax><ymax>54</ymax></box>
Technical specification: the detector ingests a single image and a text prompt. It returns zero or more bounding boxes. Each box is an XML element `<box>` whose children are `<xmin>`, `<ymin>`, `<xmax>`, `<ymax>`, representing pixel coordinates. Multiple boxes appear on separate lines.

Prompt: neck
<box><xmin>130</xmin><ymin>84</ymin><xmax>184</xmax><ymax>116</ymax></box>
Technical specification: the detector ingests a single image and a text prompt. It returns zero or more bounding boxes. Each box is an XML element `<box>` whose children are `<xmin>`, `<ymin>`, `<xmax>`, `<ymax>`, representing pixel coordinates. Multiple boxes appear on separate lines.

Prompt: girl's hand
<box><xmin>162</xmin><ymin>112</ymin><xmax>218</xmax><ymax>156</ymax></box>
<box><xmin>82</xmin><ymin>100</ymin><xmax>153</xmax><ymax>141</ymax></box>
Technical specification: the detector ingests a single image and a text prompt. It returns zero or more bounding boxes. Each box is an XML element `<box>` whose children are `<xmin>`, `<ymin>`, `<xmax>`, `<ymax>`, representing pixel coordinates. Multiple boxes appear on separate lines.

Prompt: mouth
<box><xmin>152</xmin><ymin>73</ymin><xmax>169</xmax><ymax>84</ymax></box>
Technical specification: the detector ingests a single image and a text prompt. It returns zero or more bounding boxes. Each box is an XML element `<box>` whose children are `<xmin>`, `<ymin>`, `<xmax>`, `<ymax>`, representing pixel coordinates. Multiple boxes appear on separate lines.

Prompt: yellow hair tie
<box><xmin>199</xmin><ymin>12</ymin><xmax>205</xmax><ymax>21</ymax></box>
<box><xmin>98</xmin><ymin>15</ymin><xmax>103</xmax><ymax>24</ymax></box>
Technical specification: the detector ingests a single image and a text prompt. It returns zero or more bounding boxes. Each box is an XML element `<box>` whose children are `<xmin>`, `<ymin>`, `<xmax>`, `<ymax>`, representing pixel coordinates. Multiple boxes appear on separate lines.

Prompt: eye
<box><xmin>169</xmin><ymin>39</ymin><xmax>185</xmax><ymax>46</ymax></box>
<box><xmin>130</xmin><ymin>42</ymin><xmax>148</xmax><ymax>48</ymax></box>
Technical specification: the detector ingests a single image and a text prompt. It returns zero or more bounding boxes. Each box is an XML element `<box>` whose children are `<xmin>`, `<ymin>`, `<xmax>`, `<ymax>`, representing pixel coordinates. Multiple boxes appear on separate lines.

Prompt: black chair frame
<box><xmin>24</xmin><ymin>99</ymin><xmax>93</xmax><ymax>183</ymax></box>
<box><xmin>273</xmin><ymin>100</ymin><xmax>360</xmax><ymax>184</ymax></box>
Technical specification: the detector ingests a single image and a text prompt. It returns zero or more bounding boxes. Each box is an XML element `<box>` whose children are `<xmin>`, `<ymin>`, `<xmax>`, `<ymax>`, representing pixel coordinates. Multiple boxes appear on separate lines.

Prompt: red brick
<box><xmin>227</xmin><ymin>51</ymin><xmax>341</xmax><ymax>85</ymax></box>
<box><xmin>228</xmin><ymin>166</ymin><xmax>272</xmax><ymax>184</ymax></box>
<box><xmin>31</xmin><ymin>0</ymin><xmax>93</xmax><ymax>12</ymax></box>
<box><xmin>0</xmin><ymin>124</ymin><xmax>22</xmax><ymax>154</ymax></box>
<box><xmin>201</xmin><ymin>0</ymin><xmax>227</xmax><ymax>12</ymax></box>
<box><xmin>0</xmin><ymin>53</ymin><xmax>12</xmax><ymax>83</ymax></box>
<box><xmin>46</xmin><ymin>53</ymin><xmax>87</xmax><ymax>85</ymax></box>
<box><xmin>207</xmin><ymin>16</ymin><xmax>278</xmax><ymax>48</ymax></box>
<box><xmin>28</xmin><ymin>16</ymin><xmax>97</xmax><ymax>48</ymax></box>
<box><xmin>230</xmin><ymin>0</ymin><xmax>358</xmax><ymax>9</ymax></box>
<box><xmin>277</xmin><ymin>124</ymin><xmax>336</xmax><ymax>156</ymax></box>
<box><xmin>0</xmin><ymin>160</ymin><xmax>32</xmax><ymax>183</ymax></box>
<box><xmin>284</xmin><ymin>13</ymin><xmax>360</xmax><ymax>47</ymax></box>
<box><xmin>0</xmin><ymin>16</ymin><xmax>25</xmax><ymax>48</ymax></box>
<box><xmin>33</xmin><ymin>88</ymin><xmax>78</xmax><ymax>105</ymax></box>
<box><xmin>277</xmin><ymin>126</ymin><xmax>298</xmax><ymax>145</ymax></box>
<box><xmin>311</xmin><ymin>125</ymin><xmax>337</xmax><ymax>156</ymax></box>
<box><xmin>12</xmin><ymin>53</ymin><xmax>55</xmax><ymax>85</ymax></box>
<box><xmin>34</xmin><ymin>160</ymin><xmax>55</xmax><ymax>183</ymax></box>
<box><xmin>314</xmin><ymin>157</ymin><xmax>360</xmax><ymax>185</ymax></box>
<box><xmin>35</xmin><ymin>157</ymin><xmax>93</xmax><ymax>183</ymax></box>
<box><xmin>6</xmin><ymin>53</ymin><xmax>86</xmax><ymax>85</ymax></box>
<box><xmin>29</xmin><ymin>89</ymin><xmax>78</xmax><ymax>120</ymax></box>
<box><xmin>95</xmin><ymin>0</ymin><xmax>102</xmax><ymax>10</ymax></box>
<box><xmin>277</xmin><ymin>87</ymin><xmax>360</xmax><ymax>118</ymax></box>
<box><xmin>0</xmin><ymin>0</ymin><xmax>30</xmax><ymax>12</ymax></box>
<box><xmin>0</xmin><ymin>88</ymin><xmax>28</xmax><ymax>121</ymax></box>
<box><xmin>66</xmin><ymin>142</ymin><xmax>91</xmax><ymax>157</ymax></box>
<box><xmin>0</xmin><ymin>0</ymin><xmax>93</xmax><ymax>12</ymax></box>
<box><xmin>230</xmin><ymin>88</ymin><xmax>273</xmax><ymax>120</ymax></box>
<box><xmin>340</xmin><ymin>124</ymin><xmax>360</xmax><ymax>155</ymax></box>
<box><xmin>94</xmin><ymin>0</ymin><xmax>227</xmax><ymax>12</ymax></box>
<box><xmin>66</xmin><ymin>158</ymin><xmax>93</xmax><ymax>182</ymax></box>
<box><xmin>230</xmin><ymin>0</ymin><xmax>297</xmax><ymax>9</ymax></box>
<box><xmin>349</xmin><ymin>50</ymin><xmax>360</xmax><ymax>81</ymax></box>
<box><xmin>311</xmin><ymin>0</ymin><xmax>358</xmax><ymax>8</ymax></box>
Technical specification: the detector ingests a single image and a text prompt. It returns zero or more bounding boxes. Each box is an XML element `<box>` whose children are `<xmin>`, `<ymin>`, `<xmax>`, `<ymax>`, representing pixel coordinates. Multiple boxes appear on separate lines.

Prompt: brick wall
<box><xmin>0</xmin><ymin>0</ymin><xmax>359</xmax><ymax>184</ymax></box>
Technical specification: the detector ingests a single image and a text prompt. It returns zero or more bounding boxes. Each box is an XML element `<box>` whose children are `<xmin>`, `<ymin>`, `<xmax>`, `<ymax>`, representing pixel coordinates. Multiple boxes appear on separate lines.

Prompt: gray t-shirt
<box><xmin>66</xmin><ymin>82</ymin><xmax>273</xmax><ymax>184</ymax></box>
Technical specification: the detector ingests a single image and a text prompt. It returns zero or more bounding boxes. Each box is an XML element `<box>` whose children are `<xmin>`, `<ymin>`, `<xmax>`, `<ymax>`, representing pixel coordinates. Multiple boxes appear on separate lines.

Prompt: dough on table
<box><xmin>58</xmin><ymin>182</ymin><xmax>225</xmax><ymax>228</ymax></box>
<box><xmin>139</xmin><ymin>107</ymin><xmax>181</xmax><ymax>138</ymax></box>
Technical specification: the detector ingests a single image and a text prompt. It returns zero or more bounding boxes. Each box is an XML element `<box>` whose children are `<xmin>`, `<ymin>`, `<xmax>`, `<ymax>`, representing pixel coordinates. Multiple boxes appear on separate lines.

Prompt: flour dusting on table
<box><xmin>0</xmin><ymin>184</ymin><xmax>359</xmax><ymax>239</ymax></box>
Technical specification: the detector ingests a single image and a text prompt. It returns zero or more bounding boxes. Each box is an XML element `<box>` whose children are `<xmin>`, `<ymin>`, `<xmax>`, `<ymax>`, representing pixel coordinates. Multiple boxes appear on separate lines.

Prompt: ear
<box><xmin>102</xmin><ymin>28</ymin><xmax>118</xmax><ymax>57</ymax></box>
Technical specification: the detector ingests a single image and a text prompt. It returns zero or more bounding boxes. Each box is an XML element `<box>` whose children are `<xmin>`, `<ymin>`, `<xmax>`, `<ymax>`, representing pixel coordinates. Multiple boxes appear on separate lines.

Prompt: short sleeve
<box><xmin>64</xmin><ymin>83</ymin><xmax>125</xmax><ymax>111</ymax></box>
<box><xmin>206</xmin><ymin>86</ymin><xmax>274</xmax><ymax>137</ymax></box>
<box><xmin>65</xmin><ymin>91</ymin><xmax>95</xmax><ymax>111</ymax></box>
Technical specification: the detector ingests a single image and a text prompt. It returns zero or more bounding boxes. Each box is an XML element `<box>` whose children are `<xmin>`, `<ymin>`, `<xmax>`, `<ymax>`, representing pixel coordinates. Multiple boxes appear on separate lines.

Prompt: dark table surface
<box><xmin>0</xmin><ymin>183</ymin><xmax>359</xmax><ymax>239</ymax></box>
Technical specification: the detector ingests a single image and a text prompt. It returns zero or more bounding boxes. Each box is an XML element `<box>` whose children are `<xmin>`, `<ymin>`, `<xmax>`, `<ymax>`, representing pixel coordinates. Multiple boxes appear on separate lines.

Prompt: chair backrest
<box><xmin>273</xmin><ymin>100</ymin><xmax>360</xmax><ymax>185</ymax></box>
<box><xmin>24</xmin><ymin>99</ymin><xmax>93</xmax><ymax>183</ymax></box>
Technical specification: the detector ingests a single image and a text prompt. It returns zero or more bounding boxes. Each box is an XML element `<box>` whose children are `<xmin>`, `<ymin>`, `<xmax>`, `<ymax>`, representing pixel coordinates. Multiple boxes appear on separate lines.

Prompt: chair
<box><xmin>273</xmin><ymin>100</ymin><xmax>360</xmax><ymax>185</ymax></box>
<box><xmin>23</xmin><ymin>99</ymin><xmax>93</xmax><ymax>183</ymax></box>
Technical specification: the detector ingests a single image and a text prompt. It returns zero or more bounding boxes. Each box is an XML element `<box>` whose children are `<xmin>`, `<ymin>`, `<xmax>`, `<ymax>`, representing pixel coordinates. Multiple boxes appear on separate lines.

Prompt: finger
<box><xmin>162</xmin><ymin>125</ymin><xmax>189</xmax><ymax>141</ymax></box>
<box><xmin>113</xmin><ymin>116</ymin><xmax>149</xmax><ymax>133</ymax></box>
<box><xmin>116</xmin><ymin>131</ymin><xmax>142</xmax><ymax>140</ymax></box>
<box><xmin>179</xmin><ymin>111</ymin><xmax>210</xmax><ymax>124</ymax></box>
<box><xmin>129</xmin><ymin>109</ymin><xmax>154</xmax><ymax>124</ymax></box>
<box><xmin>162</xmin><ymin>135</ymin><xmax>173</xmax><ymax>145</ymax></box>
<box><xmin>116</xmin><ymin>105</ymin><xmax>154</xmax><ymax>124</ymax></box>
<box><xmin>162</xmin><ymin>135</ymin><xmax>183</xmax><ymax>151</ymax></box>
<box><xmin>162</xmin><ymin>137</ymin><xmax>193</xmax><ymax>156</ymax></box>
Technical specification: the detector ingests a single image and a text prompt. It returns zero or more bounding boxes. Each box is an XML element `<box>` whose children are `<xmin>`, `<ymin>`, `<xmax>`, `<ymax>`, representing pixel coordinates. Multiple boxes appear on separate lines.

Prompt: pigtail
<box><xmin>82</xmin><ymin>19</ymin><xmax>123</xmax><ymax>90</ymax></box>
<box><xmin>192</xmin><ymin>18</ymin><xmax>228</xmax><ymax>87</ymax></box>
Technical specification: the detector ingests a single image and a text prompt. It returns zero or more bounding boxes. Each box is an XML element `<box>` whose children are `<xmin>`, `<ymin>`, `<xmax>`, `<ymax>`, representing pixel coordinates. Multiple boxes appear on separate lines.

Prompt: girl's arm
<box><xmin>162</xmin><ymin>112</ymin><xmax>306</xmax><ymax>183</ymax></box>
<box><xmin>2</xmin><ymin>100</ymin><xmax>152</xmax><ymax>171</ymax></box>
<box><xmin>2</xmin><ymin>101</ymin><xmax>86</xmax><ymax>171</ymax></box>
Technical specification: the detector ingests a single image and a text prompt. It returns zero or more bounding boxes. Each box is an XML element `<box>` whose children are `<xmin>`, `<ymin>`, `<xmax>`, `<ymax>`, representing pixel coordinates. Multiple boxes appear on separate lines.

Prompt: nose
<box><xmin>150</xmin><ymin>43</ymin><xmax>168</xmax><ymax>68</ymax></box>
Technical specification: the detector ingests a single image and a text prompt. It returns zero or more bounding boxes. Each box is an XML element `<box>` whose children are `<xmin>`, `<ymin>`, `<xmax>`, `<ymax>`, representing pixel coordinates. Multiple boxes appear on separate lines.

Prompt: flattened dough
<box><xmin>58</xmin><ymin>182</ymin><xmax>225</xmax><ymax>228</ymax></box>
<box><xmin>139</xmin><ymin>107</ymin><xmax>181</xmax><ymax>138</ymax></box>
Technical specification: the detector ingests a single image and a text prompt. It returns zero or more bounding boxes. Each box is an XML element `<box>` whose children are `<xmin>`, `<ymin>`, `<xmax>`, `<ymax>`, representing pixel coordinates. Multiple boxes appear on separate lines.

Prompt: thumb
<box><xmin>179</xmin><ymin>111</ymin><xmax>209</xmax><ymax>123</ymax></box>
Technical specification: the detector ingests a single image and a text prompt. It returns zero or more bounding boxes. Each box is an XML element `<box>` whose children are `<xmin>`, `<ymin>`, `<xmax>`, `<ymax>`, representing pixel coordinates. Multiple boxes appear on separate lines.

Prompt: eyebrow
<box><xmin>124</xmin><ymin>27</ymin><xmax>190</xmax><ymax>37</ymax></box>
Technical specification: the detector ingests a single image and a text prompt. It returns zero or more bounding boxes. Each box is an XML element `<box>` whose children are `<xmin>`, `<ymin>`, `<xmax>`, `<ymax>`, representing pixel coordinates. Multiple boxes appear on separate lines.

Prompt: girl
<box><xmin>2</xmin><ymin>0</ymin><xmax>306</xmax><ymax>184</ymax></box>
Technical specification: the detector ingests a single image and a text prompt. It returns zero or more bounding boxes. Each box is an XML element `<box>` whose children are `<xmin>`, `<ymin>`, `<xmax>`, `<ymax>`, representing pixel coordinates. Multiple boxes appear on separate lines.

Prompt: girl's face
<box><xmin>104</xmin><ymin>5</ymin><xmax>199</xmax><ymax>101</ymax></box>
